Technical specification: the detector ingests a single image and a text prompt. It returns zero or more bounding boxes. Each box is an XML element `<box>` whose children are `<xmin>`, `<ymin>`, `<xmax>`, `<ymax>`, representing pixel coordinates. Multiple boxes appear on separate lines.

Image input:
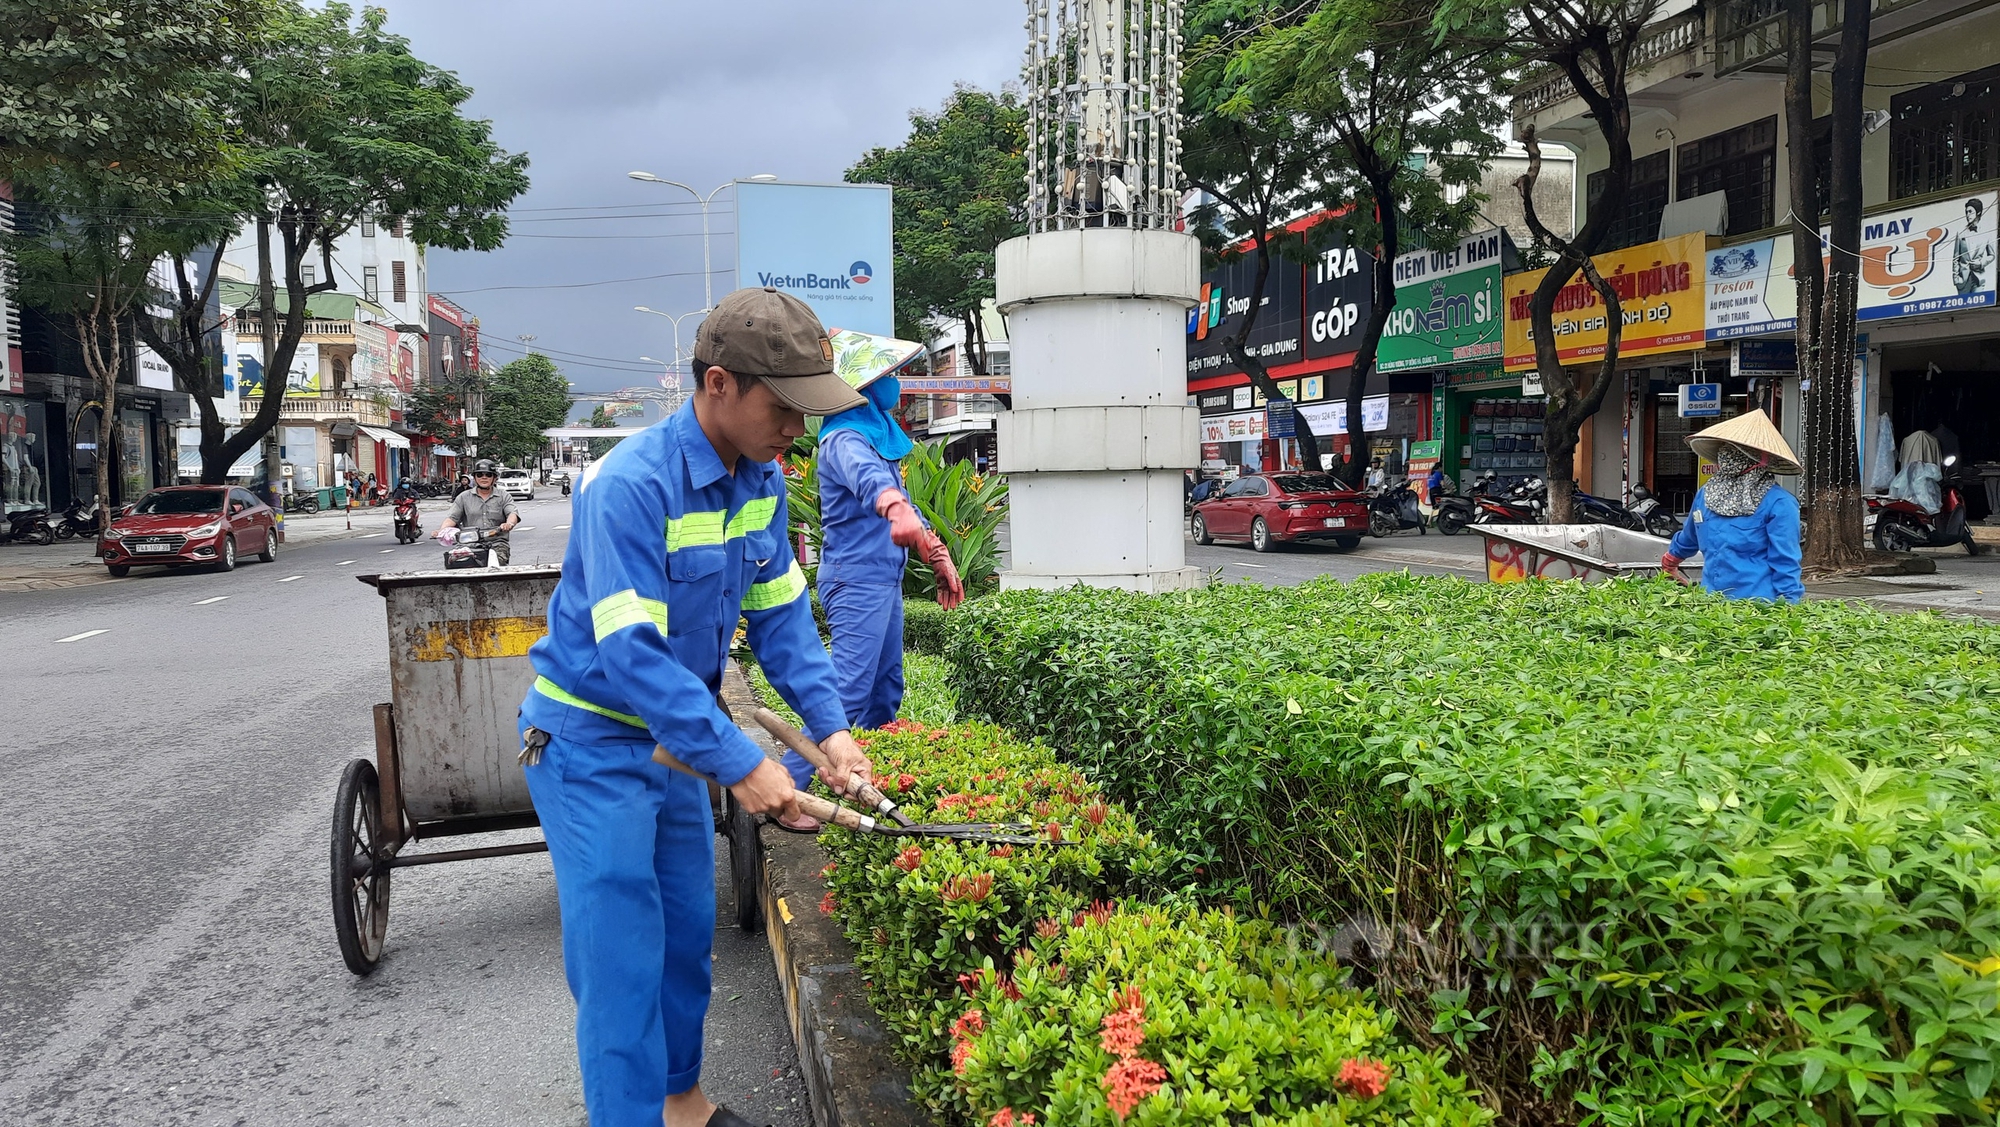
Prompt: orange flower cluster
<box><xmin>1085</xmin><ymin>802</ymin><xmax>1110</xmax><ymax>826</ymax></box>
<box><xmin>987</xmin><ymin>1108</ymin><xmax>1036</xmax><ymax>1126</ymax></box>
<box><xmin>941</xmin><ymin>873</ymin><xmax>994</xmax><ymax>902</ymax></box>
<box><xmin>818</xmin><ymin>891</ymin><xmax>838</xmax><ymax>916</ymax></box>
<box><xmin>989</xmin><ymin>844</ymin><xmax>1014</xmax><ymax>859</ymax></box>
<box><xmin>951</xmin><ymin>1007</ymin><xmax>985</xmax><ymax>1076</ymax></box>
<box><xmin>1097</xmin><ymin>988</ymin><xmax>1163</xmax><ymax>1120</ymax></box>
<box><xmin>892</xmin><ymin>845</ymin><xmax>924</xmax><ymax>872</ymax></box>
<box><xmin>1073</xmin><ymin>900</ymin><xmax>1115</xmax><ymax>928</ymax></box>
<box><xmin>1045</xmin><ymin>822</ymin><xmax>1064</xmax><ymax>843</ymax></box>
<box><xmin>1035</xmin><ymin>917</ymin><xmax>1064</xmax><ymax>940</ymax></box>
<box><xmin>1337</xmin><ymin>1057</ymin><xmax>1391</xmax><ymax>1100</ymax></box>
<box><xmin>820</xmin><ymin>862</ymin><xmax>838</xmax><ymax>879</ymax></box>
<box><xmin>897</xmin><ymin>772</ymin><xmax>917</xmax><ymax>791</ymax></box>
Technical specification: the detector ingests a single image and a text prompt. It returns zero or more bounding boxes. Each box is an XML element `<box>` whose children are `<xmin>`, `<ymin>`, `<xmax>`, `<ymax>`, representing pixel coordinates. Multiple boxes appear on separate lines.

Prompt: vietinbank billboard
<box><xmin>735</xmin><ymin>179</ymin><xmax>895</xmax><ymax>336</ymax></box>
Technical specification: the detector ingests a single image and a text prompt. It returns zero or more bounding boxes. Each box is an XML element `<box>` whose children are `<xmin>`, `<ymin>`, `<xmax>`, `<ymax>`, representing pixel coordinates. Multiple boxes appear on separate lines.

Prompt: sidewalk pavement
<box><xmin>0</xmin><ymin>500</ymin><xmax>456</xmax><ymax>593</ymax></box>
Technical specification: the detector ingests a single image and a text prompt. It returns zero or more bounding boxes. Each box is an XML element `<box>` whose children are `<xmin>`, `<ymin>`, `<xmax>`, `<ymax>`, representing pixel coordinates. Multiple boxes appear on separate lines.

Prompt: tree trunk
<box><xmin>131</xmin><ymin>247</ymin><xmax>231</xmax><ymax>484</ymax></box>
<box><xmin>76</xmin><ymin>298</ymin><xmax>123</xmax><ymax>523</ymax></box>
<box><xmin>1223</xmin><ymin>234</ymin><xmax>1324</xmax><ymax>472</ymax></box>
<box><xmin>1337</xmin><ymin>173</ymin><xmax>1402</xmax><ymax>489</ymax></box>
<box><xmin>1799</xmin><ymin>0</ymin><xmax>1870</xmax><ymax>570</ymax></box>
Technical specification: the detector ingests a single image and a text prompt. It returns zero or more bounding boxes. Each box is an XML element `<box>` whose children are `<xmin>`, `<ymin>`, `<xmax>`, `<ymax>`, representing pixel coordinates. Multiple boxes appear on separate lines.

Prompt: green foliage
<box><xmin>942</xmin><ymin>575</ymin><xmax>2000</xmax><ymax>1123</ymax></box>
<box><xmin>581</xmin><ymin>405</ymin><xmax>622</xmax><ymax>459</ymax></box>
<box><xmin>900</xmin><ymin>441</ymin><xmax>1009</xmax><ymax>598</ymax></box>
<box><xmin>845</xmin><ymin>86</ymin><xmax>1025</xmax><ymax>359</ymax></box>
<box><xmin>956</xmin><ymin>905</ymin><xmax>1494</xmax><ymax>1127</ymax></box>
<box><xmin>0</xmin><ymin>0</ymin><xmax>267</xmax><ymax>184</ymax></box>
<box><xmin>901</xmin><ymin>651</ymin><xmax>960</xmax><ymax>726</ymax></box>
<box><xmin>905</xmin><ymin>599</ymin><xmax>953</xmax><ymax>657</ymax></box>
<box><xmin>404</xmin><ymin>374</ymin><xmax>475</xmax><ymax>450</ymax></box>
<box><xmin>481</xmin><ymin>354</ymin><xmax>572</xmax><ymax>465</ymax></box>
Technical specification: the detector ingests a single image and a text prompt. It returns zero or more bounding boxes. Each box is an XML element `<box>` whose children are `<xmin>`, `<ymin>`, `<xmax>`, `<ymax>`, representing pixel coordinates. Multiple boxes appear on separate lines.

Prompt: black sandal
<box><xmin>763</xmin><ymin>812</ymin><xmax>823</xmax><ymax>836</ymax></box>
<box><xmin>706</xmin><ymin>1105</ymin><xmax>766</xmax><ymax>1127</ymax></box>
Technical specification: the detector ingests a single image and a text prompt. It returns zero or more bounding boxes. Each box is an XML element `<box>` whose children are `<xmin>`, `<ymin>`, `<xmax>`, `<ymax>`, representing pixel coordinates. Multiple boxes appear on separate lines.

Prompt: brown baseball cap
<box><xmin>693</xmin><ymin>287</ymin><xmax>865</xmax><ymax>415</ymax></box>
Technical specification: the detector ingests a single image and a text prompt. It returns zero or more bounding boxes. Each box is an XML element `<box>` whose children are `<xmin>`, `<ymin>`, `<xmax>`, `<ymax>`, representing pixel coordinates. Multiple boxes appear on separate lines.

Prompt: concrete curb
<box><xmin>720</xmin><ymin>667</ymin><xmax>927</xmax><ymax>1127</ymax></box>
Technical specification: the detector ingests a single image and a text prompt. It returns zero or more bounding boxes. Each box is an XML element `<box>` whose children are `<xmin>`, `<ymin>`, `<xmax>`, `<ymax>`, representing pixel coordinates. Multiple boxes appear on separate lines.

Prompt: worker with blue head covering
<box><xmin>774</xmin><ymin>330</ymin><xmax>964</xmax><ymax>830</ymax></box>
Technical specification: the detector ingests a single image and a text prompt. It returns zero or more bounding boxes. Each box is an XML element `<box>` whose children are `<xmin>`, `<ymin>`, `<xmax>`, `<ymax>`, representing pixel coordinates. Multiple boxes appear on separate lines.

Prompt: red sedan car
<box><xmin>98</xmin><ymin>485</ymin><xmax>284</xmax><ymax>577</ymax></box>
<box><xmin>1191</xmin><ymin>472</ymin><xmax>1368</xmax><ymax>552</ymax></box>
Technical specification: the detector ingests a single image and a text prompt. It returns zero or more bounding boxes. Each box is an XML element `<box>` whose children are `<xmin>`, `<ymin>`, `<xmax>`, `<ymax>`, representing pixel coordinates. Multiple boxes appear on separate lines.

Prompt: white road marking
<box><xmin>379</xmin><ymin>548</ymin><xmax>396</xmax><ymax>554</ymax></box>
<box><xmin>517</xmin><ymin>526</ymin><xmax>535</xmax><ymax>532</ymax></box>
<box><xmin>336</xmin><ymin>560</ymin><xmax>356</xmax><ymax>565</ymax></box>
<box><xmin>555</xmin><ymin>524</ymin><xmax>570</xmax><ymax>530</ymax></box>
<box><xmin>55</xmin><ymin>629</ymin><xmax>108</xmax><ymax>644</ymax></box>
<box><xmin>277</xmin><ymin>575</ymin><xmax>305</xmax><ymax>583</ymax></box>
<box><xmin>193</xmin><ymin>596</ymin><xmax>230</xmax><ymax>605</ymax></box>
<box><xmin>1233</xmin><ymin>562</ymin><xmax>1269</xmax><ymax>568</ymax></box>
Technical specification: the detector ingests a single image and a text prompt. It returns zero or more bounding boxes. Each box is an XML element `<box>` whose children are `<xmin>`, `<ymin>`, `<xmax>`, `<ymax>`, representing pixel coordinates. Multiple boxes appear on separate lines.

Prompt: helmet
<box><xmin>472</xmin><ymin>459</ymin><xmax>500</xmax><ymax>476</ymax></box>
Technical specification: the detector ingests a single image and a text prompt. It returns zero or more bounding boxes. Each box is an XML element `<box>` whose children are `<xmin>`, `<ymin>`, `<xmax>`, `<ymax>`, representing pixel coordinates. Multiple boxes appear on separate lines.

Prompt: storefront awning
<box><xmin>358</xmin><ymin>425</ymin><xmax>410</xmax><ymax>449</ymax></box>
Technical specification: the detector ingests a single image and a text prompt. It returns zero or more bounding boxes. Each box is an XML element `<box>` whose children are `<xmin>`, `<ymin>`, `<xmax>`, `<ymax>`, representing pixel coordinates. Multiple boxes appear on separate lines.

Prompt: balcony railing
<box><xmin>239</xmin><ymin>393</ymin><xmax>390</xmax><ymax>427</ymax></box>
<box><xmin>1512</xmin><ymin>8</ymin><xmax>1707</xmax><ymax>119</ymax></box>
<box><xmin>233</xmin><ymin>313</ymin><xmax>355</xmax><ymax>339</ymax></box>
<box><xmin>1717</xmin><ymin>0</ymin><xmax>1939</xmax><ymax>73</ymax></box>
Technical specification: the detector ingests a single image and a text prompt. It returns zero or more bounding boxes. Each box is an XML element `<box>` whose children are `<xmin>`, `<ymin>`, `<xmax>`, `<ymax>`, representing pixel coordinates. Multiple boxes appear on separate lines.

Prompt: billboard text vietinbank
<box><xmin>734</xmin><ymin>180</ymin><xmax>895</xmax><ymax>337</ymax></box>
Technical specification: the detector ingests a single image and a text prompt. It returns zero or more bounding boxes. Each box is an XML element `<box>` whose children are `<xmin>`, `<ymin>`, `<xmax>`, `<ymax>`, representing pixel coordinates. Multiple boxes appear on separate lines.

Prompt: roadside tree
<box><xmin>479</xmin><ymin>354</ymin><xmax>573</xmax><ymax>467</ymax></box>
<box><xmin>1436</xmin><ymin>0</ymin><xmax>1664</xmax><ymax>521</ymax></box>
<box><xmin>847</xmin><ymin>86</ymin><xmax>1026</xmax><ymax>394</ymax></box>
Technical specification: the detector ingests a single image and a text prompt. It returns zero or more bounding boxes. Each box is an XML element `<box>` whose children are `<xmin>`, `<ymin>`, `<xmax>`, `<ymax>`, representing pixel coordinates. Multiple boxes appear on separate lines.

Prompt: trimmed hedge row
<box><xmin>940</xmin><ymin>574</ymin><xmax>2000</xmax><ymax>1125</ymax></box>
<box><xmin>814</xmin><ymin>719</ymin><xmax>1490</xmax><ymax>1125</ymax></box>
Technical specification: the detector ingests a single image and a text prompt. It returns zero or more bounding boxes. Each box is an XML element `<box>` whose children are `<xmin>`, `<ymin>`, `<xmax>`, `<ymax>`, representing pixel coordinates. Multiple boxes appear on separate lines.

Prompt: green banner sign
<box><xmin>1377</xmin><ymin>229</ymin><xmax>1506</xmax><ymax>373</ymax></box>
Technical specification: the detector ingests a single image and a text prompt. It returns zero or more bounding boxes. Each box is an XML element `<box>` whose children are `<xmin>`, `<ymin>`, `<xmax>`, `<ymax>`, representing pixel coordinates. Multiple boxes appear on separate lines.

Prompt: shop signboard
<box><xmin>1302</xmin><ymin>232</ymin><xmax>1374</xmax><ymax>360</ymax></box>
<box><xmin>1701</xmin><ymin>190</ymin><xmax>1998</xmax><ymax>338</ymax></box>
<box><xmin>1732</xmin><ymin>339</ymin><xmax>1796</xmax><ymax>375</ymax></box>
<box><xmin>1187</xmin><ymin>252</ymin><xmax>1303</xmax><ymax>377</ymax></box>
<box><xmin>900</xmin><ymin>375</ymin><xmax>1011</xmax><ymax>393</ymax></box>
<box><xmin>1296</xmin><ymin>394</ymin><xmax>1391</xmax><ymax>436</ymax></box>
<box><xmin>1199</xmin><ymin>409</ymin><xmax>1267</xmax><ymax>444</ymax></box>
<box><xmin>135</xmin><ymin>343</ymin><xmax>176</xmax><ymax>391</ymax></box>
<box><xmin>1379</xmin><ymin>228</ymin><xmax>1507</xmax><ymax>372</ymax></box>
<box><xmin>1195</xmin><ymin>388</ymin><xmax>1235</xmax><ymax>415</ymax></box>
<box><xmin>1504</xmin><ymin>232</ymin><xmax>1707</xmax><ymax>371</ymax></box>
<box><xmin>1678</xmin><ymin>382</ymin><xmax>1722</xmax><ymax>418</ymax></box>
<box><xmin>605</xmin><ymin>401</ymin><xmax>644</xmax><ymax>419</ymax></box>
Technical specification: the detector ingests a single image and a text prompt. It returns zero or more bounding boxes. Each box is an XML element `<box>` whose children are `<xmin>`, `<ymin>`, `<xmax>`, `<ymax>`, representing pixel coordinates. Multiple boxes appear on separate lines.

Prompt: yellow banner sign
<box><xmin>1504</xmin><ymin>232</ymin><xmax>1708</xmax><ymax>371</ymax></box>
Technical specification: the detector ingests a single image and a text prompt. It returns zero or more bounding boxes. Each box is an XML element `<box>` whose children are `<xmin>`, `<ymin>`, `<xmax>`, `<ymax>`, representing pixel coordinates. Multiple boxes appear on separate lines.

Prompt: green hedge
<box><xmin>820</xmin><ymin>721</ymin><xmax>1486</xmax><ymax>1125</ymax></box>
<box><xmin>941</xmin><ymin>574</ymin><xmax>2000</xmax><ymax>1124</ymax></box>
<box><xmin>907</xmin><ymin>598</ymin><xmax>952</xmax><ymax>656</ymax></box>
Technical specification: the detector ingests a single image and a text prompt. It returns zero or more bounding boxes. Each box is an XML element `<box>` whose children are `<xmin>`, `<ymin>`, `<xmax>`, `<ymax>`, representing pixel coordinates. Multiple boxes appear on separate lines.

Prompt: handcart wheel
<box><xmin>722</xmin><ymin>790</ymin><xmax>766</xmax><ymax>934</ymax></box>
<box><xmin>332</xmin><ymin>758</ymin><xmax>392</xmax><ymax>975</ymax></box>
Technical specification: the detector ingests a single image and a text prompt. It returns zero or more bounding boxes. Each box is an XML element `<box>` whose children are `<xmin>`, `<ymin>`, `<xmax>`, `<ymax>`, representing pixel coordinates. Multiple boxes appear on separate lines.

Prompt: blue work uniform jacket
<box><xmin>521</xmin><ymin>401</ymin><xmax>849</xmax><ymax>786</ymax></box>
<box><xmin>1666</xmin><ymin>484</ymin><xmax>1804</xmax><ymax>603</ymax></box>
<box><xmin>816</xmin><ymin>428</ymin><xmax>921</xmax><ymax>587</ymax></box>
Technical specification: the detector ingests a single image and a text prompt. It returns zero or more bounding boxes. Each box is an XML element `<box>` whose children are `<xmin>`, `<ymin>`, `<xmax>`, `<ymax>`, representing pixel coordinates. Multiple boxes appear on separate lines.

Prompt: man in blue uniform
<box><xmin>520</xmin><ymin>287</ymin><xmax>873</xmax><ymax>1127</ymax></box>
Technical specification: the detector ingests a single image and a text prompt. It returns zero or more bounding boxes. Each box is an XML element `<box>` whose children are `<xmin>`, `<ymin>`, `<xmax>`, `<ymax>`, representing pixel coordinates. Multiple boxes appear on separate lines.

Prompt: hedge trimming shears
<box><xmin>649</xmin><ymin>709</ymin><xmax>1045</xmax><ymax>846</ymax></box>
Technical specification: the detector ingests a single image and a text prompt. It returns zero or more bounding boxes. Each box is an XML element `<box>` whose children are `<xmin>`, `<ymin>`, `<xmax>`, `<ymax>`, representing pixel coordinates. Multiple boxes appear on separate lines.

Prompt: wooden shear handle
<box><xmin>751</xmin><ymin>707</ymin><xmax>896</xmax><ymax>813</ymax></box>
<box><xmin>651</xmin><ymin>744</ymin><xmax>874</xmax><ymax>834</ymax></box>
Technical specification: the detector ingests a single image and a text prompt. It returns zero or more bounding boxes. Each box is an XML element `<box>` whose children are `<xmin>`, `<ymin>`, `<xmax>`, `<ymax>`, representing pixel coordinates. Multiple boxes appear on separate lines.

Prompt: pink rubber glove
<box><xmin>876</xmin><ymin>489</ymin><xmax>925</xmax><ymax>548</ymax></box>
<box><xmin>1660</xmin><ymin>552</ymin><xmax>1690</xmax><ymax>585</ymax></box>
<box><xmin>918</xmin><ymin>531</ymin><xmax>964</xmax><ymax>610</ymax></box>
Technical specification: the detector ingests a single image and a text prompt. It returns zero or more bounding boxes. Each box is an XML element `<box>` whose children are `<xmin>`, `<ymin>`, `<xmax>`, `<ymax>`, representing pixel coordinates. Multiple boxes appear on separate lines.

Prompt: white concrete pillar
<box><xmin>994</xmin><ymin>227</ymin><xmax>1204</xmax><ymax>592</ymax></box>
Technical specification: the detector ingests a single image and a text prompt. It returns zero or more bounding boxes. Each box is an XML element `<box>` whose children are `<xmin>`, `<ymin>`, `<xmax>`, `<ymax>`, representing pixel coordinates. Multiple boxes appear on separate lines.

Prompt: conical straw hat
<box><xmin>1686</xmin><ymin>409</ymin><xmax>1801</xmax><ymax>475</ymax></box>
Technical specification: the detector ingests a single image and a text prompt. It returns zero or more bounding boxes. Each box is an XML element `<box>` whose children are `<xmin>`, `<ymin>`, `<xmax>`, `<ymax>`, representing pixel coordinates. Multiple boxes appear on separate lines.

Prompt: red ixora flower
<box><xmin>1337</xmin><ymin>1057</ymin><xmax>1392</xmax><ymax>1100</ymax></box>
<box><xmin>1045</xmin><ymin>822</ymin><xmax>1064</xmax><ymax>843</ymax></box>
<box><xmin>996</xmin><ymin>973</ymin><xmax>1022</xmax><ymax>1001</ymax></box>
<box><xmin>989</xmin><ymin>844</ymin><xmax>1014</xmax><ymax>859</ymax></box>
<box><xmin>951</xmin><ymin>1037</ymin><xmax>975</xmax><ymax>1075</ymax></box>
<box><xmin>898</xmin><ymin>772</ymin><xmax>917</xmax><ymax>791</ymax></box>
<box><xmin>957</xmin><ymin>970</ymin><xmax>986</xmax><ymax>996</ymax></box>
<box><xmin>817</xmin><ymin>891</ymin><xmax>838</xmax><ymax>916</ymax></box>
<box><xmin>1101</xmin><ymin>1056</ymin><xmax>1167</xmax><ymax>1120</ymax></box>
<box><xmin>892</xmin><ymin>845</ymin><xmax>924</xmax><ymax>872</ymax></box>
<box><xmin>987</xmin><ymin>1108</ymin><xmax>1036</xmax><ymax>1127</ymax></box>
<box><xmin>951</xmin><ymin>1008</ymin><xmax>986</xmax><ymax>1040</ymax></box>
<box><xmin>942</xmin><ymin>873</ymin><xmax>994</xmax><ymax>902</ymax></box>
<box><xmin>1099</xmin><ymin>986</ymin><xmax>1147</xmax><ymax>1058</ymax></box>
<box><xmin>819</xmin><ymin>861</ymin><xmax>838</xmax><ymax>878</ymax></box>
<box><xmin>1072</xmin><ymin>900</ymin><xmax>1115</xmax><ymax>928</ymax></box>
<box><xmin>1035</xmin><ymin>917</ymin><xmax>1063</xmax><ymax>940</ymax></box>
<box><xmin>1085</xmin><ymin>802</ymin><xmax>1109</xmax><ymax>826</ymax></box>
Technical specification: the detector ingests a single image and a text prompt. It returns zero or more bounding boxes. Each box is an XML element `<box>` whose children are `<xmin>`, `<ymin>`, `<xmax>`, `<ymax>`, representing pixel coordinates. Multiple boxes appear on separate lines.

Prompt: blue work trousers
<box><xmin>786</xmin><ymin>579</ymin><xmax>903</xmax><ymax>789</ymax></box>
<box><xmin>522</xmin><ymin>730</ymin><xmax>716</xmax><ymax>1126</ymax></box>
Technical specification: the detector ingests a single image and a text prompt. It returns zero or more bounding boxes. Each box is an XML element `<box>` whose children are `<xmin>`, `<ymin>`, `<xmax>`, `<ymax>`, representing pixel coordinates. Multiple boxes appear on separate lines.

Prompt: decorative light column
<box><xmin>997</xmin><ymin>0</ymin><xmax>1201</xmax><ymax>592</ymax></box>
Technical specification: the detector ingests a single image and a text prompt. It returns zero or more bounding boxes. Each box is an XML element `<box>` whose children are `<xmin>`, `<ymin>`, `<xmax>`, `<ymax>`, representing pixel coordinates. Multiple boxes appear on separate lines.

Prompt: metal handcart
<box><xmin>332</xmin><ymin>566</ymin><xmax>764</xmax><ymax>976</ymax></box>
<box><xmin>1477</xmin><ymin>523</ymin><xmax>1698</xmax><ymax>585</ymax></box>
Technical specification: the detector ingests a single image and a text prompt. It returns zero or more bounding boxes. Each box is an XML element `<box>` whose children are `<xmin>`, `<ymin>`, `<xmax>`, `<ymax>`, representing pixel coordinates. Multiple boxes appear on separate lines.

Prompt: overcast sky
<box><xmin>378</xmin><ymin>0</ymin><xmax>1026</xmax><ymax>416</ymax></box>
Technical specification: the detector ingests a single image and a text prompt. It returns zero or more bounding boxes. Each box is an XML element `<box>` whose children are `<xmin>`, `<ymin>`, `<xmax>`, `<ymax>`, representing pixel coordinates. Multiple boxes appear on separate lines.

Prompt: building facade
<box><xmin>1512</xmin><ymin>0</ymin><xmax>2000</xmax><ymax>513</ymax></box>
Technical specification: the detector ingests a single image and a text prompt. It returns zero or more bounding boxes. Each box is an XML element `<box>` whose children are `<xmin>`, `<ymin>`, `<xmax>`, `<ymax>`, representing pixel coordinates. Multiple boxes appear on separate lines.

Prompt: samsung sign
<box><xmin>736</xmin><ymin>180</ymin><xmax>894</xmax><ymax>336</ymax></box>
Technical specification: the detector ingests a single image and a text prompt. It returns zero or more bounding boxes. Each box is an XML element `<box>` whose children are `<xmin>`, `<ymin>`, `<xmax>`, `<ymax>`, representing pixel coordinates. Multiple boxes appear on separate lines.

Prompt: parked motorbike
<box><xmin>1471</xmin><ymin>475</ymin><xmax>1545</xmax><ymax>526</ymax></box>
<box><xmin>1626</xmin><ymin>484</ymin><xmax>1681</xmax><ymax>537</ymax></box>
<box><xmin>3</xmin><ymin>507</ymin><xmax>57</xmax><ymax>546</ymax></box>
<box><xmin>441</xmin><ymin>526</ymin><xmax>504</xmax><ymax>568</ymax></box>
<box><xmin>1870</xmin><ymin>455</ymin><xmax>1984</xmax><ymax>555</ymax></box>
<box><xmin>283</xmin><ymin>489</ymin><xmax>321</xmax><ymax>515</ymax></box>
<box><xmin>1434</xmin><ymin>474</ymin><xmax>1485</xmax><ymax>536</ymax></box>
<box><xmin>392</xmin><ymin>492</ymin><xmax>423</xmax><ymax>544</ymax></box>
<box><xmin>53</xmin><ymin>498</ymin><xmax>102</xmax><ymax>541</ymax></box>
<box><xmin>1572</xmin><ymin>485</ymin><xmax>1648</xmax><ymax>532</ymax></box>
<box><xmin>1367</xmin><ymin>482</ymin><xmax>1428</xmax><ymax>538</ymax></box>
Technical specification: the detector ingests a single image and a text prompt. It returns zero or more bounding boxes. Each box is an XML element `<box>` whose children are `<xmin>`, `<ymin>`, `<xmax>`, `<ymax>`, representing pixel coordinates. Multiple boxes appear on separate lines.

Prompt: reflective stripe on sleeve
<box><xmin>742</xmin><ymin>561</ymin><xmax>808</xmax><ymax>611</ymax></box>
<box><xmin>533</xmin><ymin>676</ymin><xmax>646</xmax><ymax>728</ymax></box>
<box><xmin>591</xmin><ymin>589</ymin><xmax>668</xmax><ymax>642</ymax></box>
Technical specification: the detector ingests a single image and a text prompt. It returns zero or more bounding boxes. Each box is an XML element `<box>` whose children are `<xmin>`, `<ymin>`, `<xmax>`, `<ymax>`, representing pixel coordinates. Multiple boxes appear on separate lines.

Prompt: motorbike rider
<box><xmin>437</xmin><ymin>458</ymin><xmax>520</xmax><ymax>565</ymax></box>
<box><xmin>1661</xmin><ymin>410</ymin><xmax>1803</xmax><ymax>602</ymax></box>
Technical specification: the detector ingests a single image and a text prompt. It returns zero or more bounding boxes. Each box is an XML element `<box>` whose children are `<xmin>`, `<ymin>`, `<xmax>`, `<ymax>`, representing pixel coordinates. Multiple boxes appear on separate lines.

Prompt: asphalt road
<box><xmin>0</xmin><ymin>494</ymin><xmax>811</xmax><ymax>1127</ymax></box>
<box><xmin>1187</xmin><ymin>525</ymin><xmax>1489</xmax><ymax>585</ymax></box>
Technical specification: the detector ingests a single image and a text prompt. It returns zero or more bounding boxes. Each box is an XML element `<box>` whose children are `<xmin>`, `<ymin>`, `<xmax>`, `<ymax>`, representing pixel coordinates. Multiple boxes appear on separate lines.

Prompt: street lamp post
<box><xmin>633</xmin><ymin>305</ymin><xmax>708</xmax><ymax>375</ymax></box>
<box><xmin>625</xmin><ymin>171</ymin><xmax>778</xmax><ymax>309</ymax></box>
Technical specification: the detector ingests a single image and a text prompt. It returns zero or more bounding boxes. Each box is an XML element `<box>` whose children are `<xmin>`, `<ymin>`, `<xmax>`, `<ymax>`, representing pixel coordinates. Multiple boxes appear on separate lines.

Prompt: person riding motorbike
<box><xmin>437</xmin><ymin>458</ymin><xmax>520</xmax><ymax>565</ymax></box>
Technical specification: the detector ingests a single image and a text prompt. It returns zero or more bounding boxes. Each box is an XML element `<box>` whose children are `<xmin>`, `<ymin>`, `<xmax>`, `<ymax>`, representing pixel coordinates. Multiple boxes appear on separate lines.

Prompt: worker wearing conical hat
<box><xmin>1661</xmin><ymin>409</ymin><xmax>1804</xmax><ymax>602</ymax></box>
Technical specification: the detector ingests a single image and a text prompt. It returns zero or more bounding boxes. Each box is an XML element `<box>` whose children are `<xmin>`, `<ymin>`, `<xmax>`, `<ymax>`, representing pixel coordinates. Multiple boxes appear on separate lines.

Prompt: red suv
<box><xmin>1191</xmin><ymin>472</ymin><xmax>1368</xmax><ymax>552</ymax></box>
<box><xmin>98</xmin><ymin>486</ymin><xmax>283</xmax><ymax>577</ymax></box>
